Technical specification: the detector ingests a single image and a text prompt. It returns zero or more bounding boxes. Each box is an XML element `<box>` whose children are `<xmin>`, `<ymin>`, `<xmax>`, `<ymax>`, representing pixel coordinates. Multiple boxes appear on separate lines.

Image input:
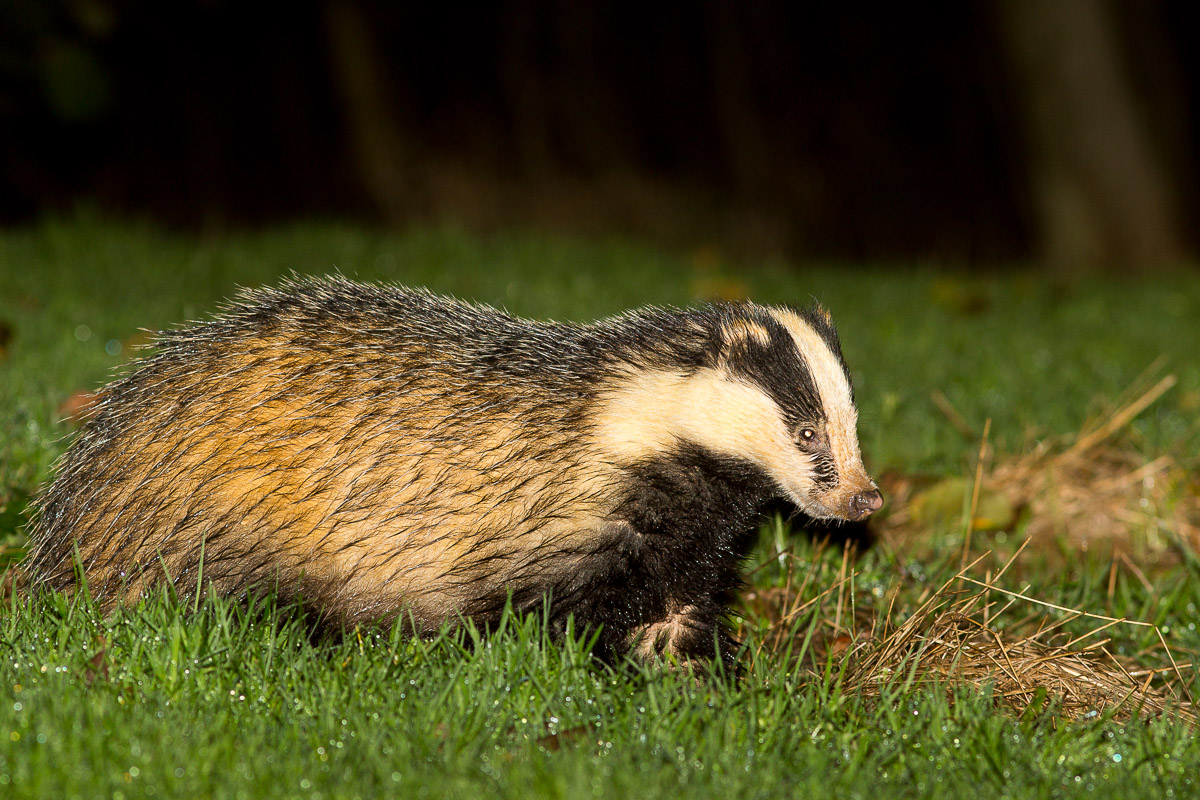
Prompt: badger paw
<box><xmin>626</xmin><ymin>603</ymin><xmax>734</xmax><ymax>669</ymax></box>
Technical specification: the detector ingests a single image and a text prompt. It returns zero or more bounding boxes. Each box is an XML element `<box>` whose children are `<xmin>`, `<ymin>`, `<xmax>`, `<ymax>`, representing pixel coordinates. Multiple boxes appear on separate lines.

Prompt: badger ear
<box><xmin>715</xmin><ymin>317</ymin><xmax>772</xmax><ymax>370</ymax></box>
<box><xmin>808</xmin><ymin>302</ymin><xmax>834</xmax><ymax>327</ymax></box>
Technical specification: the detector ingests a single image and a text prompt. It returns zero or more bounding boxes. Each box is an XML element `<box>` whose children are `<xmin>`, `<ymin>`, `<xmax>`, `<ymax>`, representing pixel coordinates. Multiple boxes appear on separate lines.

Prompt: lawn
<box><xmin>2</xmin><ymin>218</ymin><xmax>1199</xmax><ymax>798</ymax></box>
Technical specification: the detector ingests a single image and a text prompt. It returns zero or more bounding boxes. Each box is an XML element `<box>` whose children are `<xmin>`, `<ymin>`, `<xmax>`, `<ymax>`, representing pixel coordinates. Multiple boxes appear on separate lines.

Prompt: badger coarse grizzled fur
<box><xmin>28</xmin><ymin>276</ymin><xmax>882</xmax><ymax>664</ymax></box>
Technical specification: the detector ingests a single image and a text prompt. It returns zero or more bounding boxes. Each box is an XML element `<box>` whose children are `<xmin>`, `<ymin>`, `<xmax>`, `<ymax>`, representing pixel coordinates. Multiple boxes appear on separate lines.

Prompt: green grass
<box><xmin>2</xmin><ymin>217</ymin><xmax>1200</xmax><ymax>798</ymax></box>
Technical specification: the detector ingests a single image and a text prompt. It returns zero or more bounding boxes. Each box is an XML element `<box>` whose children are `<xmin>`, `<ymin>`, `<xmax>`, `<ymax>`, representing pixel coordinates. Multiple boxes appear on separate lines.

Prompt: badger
<box><xmin>27</xmin><ymin>276</ymin><xmax>882</xmax><ymax>664</ymax></box>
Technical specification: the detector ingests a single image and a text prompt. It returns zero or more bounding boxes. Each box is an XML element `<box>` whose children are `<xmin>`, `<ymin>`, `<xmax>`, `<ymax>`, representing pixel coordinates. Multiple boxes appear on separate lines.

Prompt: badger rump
<box><xmin>27</xmin><ymin>277</ymin><xmax>881</xmax><ymax>665</ymax></box>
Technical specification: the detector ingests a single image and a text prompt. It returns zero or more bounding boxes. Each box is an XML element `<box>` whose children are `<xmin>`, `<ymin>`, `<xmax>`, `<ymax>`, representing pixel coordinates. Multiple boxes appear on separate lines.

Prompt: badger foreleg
<box><xmin>625</xmin><ymin>599</ymin><xmax>738</xmax><ymax>668</ymax></box>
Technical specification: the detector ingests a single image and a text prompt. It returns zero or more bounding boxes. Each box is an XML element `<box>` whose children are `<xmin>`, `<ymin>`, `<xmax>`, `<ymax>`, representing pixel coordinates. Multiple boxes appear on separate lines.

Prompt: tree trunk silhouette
<box><xmin>324</xmin><ymin>1</ymin><xmax>413</xmax><ymax>223</ymax></box>
<box><xmin>996</xmin><ymin>0</ymin><xmax>1184</xmax><ymax>273</ymax></box>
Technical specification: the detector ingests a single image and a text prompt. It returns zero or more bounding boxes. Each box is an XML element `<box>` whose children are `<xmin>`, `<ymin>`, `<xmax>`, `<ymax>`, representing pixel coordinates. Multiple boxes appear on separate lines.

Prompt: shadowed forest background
<box><xmin>2</xmin><ymin>0</ymin><xmax>1198</xmax><ymax>272</ymax></box>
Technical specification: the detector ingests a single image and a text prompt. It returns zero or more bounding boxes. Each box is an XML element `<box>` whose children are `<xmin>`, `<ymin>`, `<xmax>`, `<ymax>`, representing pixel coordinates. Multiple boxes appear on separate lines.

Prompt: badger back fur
<box><xmin>28</xmin><ymin>277</ymin><xmax>882</xmax><ymax>663</ymax></box>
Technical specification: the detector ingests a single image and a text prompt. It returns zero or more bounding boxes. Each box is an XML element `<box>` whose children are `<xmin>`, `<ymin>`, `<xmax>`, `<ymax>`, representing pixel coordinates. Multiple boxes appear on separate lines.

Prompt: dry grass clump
<box><xmin>744</xmin><ymin>543</ymin><xmax>1195</xmax><ymax>724</ymax></box>
<box><xmin>989</xmin><ymin>366</ymin><xmax>1197</xmax><ymax>558</ymax></box>
<box><xmin>841</xmin><ymin>554</ymin><xmax>1194</xmax><ymax>724</ymax></box>
<box><xmin>881</xmin><ymin>361</ymin><xmax>1198</xmax><ymax>564</ymax></box>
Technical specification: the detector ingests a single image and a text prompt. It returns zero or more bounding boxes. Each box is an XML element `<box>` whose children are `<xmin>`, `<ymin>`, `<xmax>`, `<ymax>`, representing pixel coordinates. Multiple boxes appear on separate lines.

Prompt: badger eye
<box><xmin>796</xmin><ymin>426</ymin><xmax>826</xmax><ymax>451</ymax></box>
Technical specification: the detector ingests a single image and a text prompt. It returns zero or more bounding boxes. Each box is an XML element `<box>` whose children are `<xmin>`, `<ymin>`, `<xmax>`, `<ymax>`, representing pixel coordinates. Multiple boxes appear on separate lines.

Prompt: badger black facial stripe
<box><xmin>721</xmin><ymin>312</ymin><xmax>827</xmax><ymax>426</ymax></box>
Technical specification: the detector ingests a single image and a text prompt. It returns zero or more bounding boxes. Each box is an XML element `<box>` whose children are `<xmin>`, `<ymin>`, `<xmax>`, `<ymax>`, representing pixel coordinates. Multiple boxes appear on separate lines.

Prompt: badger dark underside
<box><xmin>460</xmin><ymin>443</ymin><xmax>779</xmax><ymax>664</ymax></box>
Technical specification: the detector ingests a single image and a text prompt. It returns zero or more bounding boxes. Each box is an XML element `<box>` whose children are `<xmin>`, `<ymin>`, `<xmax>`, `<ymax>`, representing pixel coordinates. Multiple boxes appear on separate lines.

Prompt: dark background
<box><xmin>2</xmin><ymin>0</ymin><xmax>1197</xmax><ymax>271</ymax></box>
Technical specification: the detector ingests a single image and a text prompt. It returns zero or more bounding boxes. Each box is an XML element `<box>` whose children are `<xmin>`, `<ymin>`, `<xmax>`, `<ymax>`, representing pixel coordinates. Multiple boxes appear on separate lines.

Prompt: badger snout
<box><xmin>847</xmin><ymin>488</ymin><xmax>883</xmax><ymax>520</ymax></box>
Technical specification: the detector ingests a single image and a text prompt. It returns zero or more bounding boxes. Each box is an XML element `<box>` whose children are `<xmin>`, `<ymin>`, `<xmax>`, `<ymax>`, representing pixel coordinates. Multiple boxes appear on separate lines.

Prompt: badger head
<box><xmin>596</xmin><ymin>302</ymin><xmax>882</xmax><ymax>523</ymax></box>
<box><xmin>717</xmin><ymin>303</ymin><xmax>883</xmax><ymax>522</ymax></box>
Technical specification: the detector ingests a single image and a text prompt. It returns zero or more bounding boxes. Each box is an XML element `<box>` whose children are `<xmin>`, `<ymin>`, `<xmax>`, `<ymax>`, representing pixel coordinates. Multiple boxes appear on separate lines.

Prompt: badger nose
<box><xmin>848</xmin><ymin>488</ymin><xmax>884</xmax><ymax>520</ymax></box>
